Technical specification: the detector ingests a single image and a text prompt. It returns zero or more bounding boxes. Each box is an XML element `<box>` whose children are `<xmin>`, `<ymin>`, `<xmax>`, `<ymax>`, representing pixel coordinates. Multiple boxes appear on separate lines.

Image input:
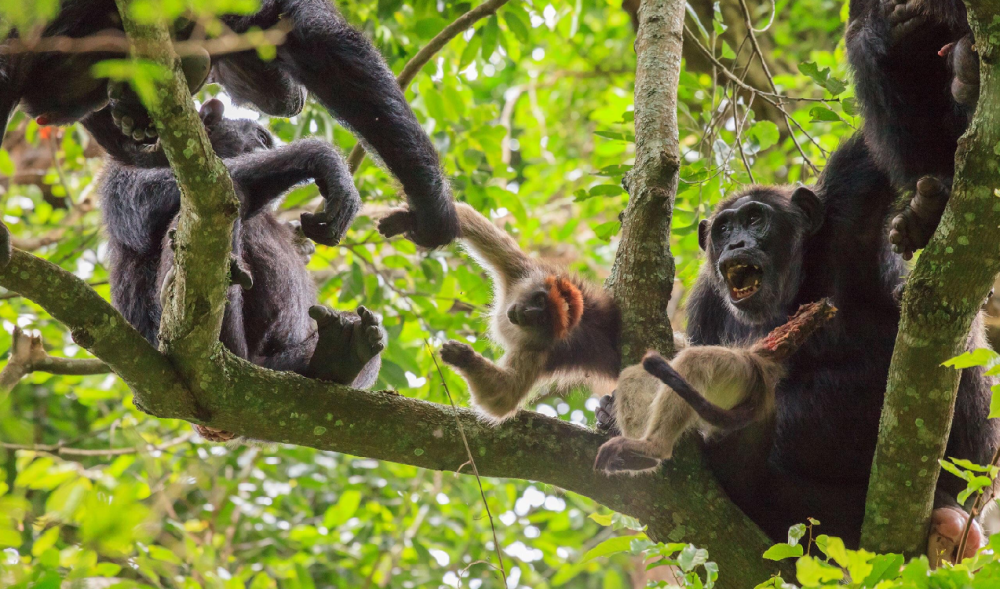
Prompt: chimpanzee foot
<box><xmin>108</xmin><ymin>81</ymin><xmax>158</xmax><ymax>143</ymax></box>
<box><xmin>889</xmin><ymin>176</ymin><xmax>950</xmax><ymax>260</ymax></box>
<box><xmin>927</xmin><ymin>506</ymin><xmax>983</xmax><ymax>568</ymax></box>
<box><xmin>229</xmin><ymin>255</ymin><xmax>253</xmax><ymax>290</ymax></box>
<box><xmin>882</xmin><ymin>0</ymin><xmax>927</xmax><ymax>44</ymax></box>
<box><xmin>307</xmin><ymin>305</ymin><xmax>386</xmax><ymax>384</ymax></box>
<box><xmin>0</xmin><ymin>221</ymin><xmax>11</xmax><ymax>270</ymax></box>
<box><xmin>285</xmin><ymin>220</ymin><xmax>316</xmax><ymax>263</ymax></box>
<box><xmin>595</xmin><ymin>393</ymin><xmax>622</xmax><ymax>436</ymax></box>
<box><xmin>594</xmin><ymin>437</ymin><xmax>661</xmax><ymax>474</ymax></box>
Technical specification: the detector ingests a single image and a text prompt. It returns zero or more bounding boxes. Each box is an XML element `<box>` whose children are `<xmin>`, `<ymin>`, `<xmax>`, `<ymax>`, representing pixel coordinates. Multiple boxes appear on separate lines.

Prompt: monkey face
<box><xmin>700</xmin><ymin>188</ymin><xmax>823</xmax><ymax>325</ymax></box>
<box><xmin>501</xmin><ymin>274</ymin><xmax>584</xmax><ymax>347</ymax></box>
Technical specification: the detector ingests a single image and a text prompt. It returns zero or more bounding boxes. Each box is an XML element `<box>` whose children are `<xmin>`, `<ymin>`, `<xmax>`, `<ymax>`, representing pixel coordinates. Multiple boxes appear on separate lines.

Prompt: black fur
<box><xmin>1</xmin><ymin>0</ymin><xmax>458</xmax><ymax>248</ymax></box>
<box><xmin>846</xmin><ymin>0</ymin><xmax>975</xmax><ymax>189</ymax></box>
<box><xmin>687</xmin><ymin>133</ymin><xmax>998</xmax><ymax>546</ymax></box>
<box><xmin>96</xmin><ymin>100</ymin><xmax>382</xmax><ymax>388</ymax></box>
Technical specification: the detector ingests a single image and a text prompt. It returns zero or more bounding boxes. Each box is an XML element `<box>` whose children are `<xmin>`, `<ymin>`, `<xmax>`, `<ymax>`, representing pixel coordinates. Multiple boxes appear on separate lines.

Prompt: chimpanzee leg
<box><xmin>223</xmin><ymin>0</ymin><xmax>458</xmax><ymax>248</ymax></box>
<box><xmin>211</xmin><ymin>51</ymin><xmax>306</xmax><ymax>118</ymax></box>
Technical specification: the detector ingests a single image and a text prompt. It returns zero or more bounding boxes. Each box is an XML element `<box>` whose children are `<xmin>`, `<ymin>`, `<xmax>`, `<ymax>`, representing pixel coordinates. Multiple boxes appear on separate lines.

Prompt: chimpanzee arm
<box><xmin>0</xmin><ymin>55</ymin><xmax>22</xmax><ymax>148</ymax></box>
<box><xmin>100</xmin><ymin>168</ymin><xmax>182</xmax><ymax>254</ymax></box>
<box><xmin>224</xmin><ymin>139</ymin><xmax>361</xmax><ymax>246</ymax></box>
<box><xmin>222</xmin><ymin>0</ymin><xmax>459</xmax><ymax>248</ymax></box>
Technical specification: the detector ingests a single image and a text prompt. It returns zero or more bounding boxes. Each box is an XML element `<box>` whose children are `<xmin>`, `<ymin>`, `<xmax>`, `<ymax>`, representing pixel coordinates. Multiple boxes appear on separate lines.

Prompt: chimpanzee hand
<box><xmin>377</xmin><ymin>204</ymin><xmax>460</xmax><ymax>249</ymax></box>
<box><xmin>889</xmin><ymin>176</ymin><xmax>950</xmax><ymax>260</ymax></box>
<box><xmin>307</xmin><ymin>305</ymin><xmax>387</xmax><ymax>384</ymax></box>
<box><xmin>881</xmin><ymin>0</ymin><xmax>927</xmax><ymax>44</ymax></box>
<box><xmin>595</xmin><ymin>393</ymin><xmax>621</xmax><ymax>436</ymax></box>
<box><xmin>108</xmin><ymin>81</ymin><xmax>157</xmax><ymax>142</ymax></box>
<box><xmin>0</xmin><ymin>220</ymin><xmax>11</xmax><ymax>270</ymax></box>
<box><xmin>943</xmin><ymin>35</ymin><xmax>980</xmax><ymax>108</ymax></box>
<box><xmin>300</xmin><ymin>202</ymin><xmax>356</xmax><ymax>247</ymax></box>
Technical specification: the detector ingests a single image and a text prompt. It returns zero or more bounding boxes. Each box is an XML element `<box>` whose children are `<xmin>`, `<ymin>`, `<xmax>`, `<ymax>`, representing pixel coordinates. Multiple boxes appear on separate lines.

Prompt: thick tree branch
<box><xmin>0</xmin><ymin>245</ymin><xmax>195</xmax><ymax>418</ymax></box>
<box><xmin>113</xmin><ymin>0</ymin><xmax>239</xmax><ymax>369</ymax></box>
<box><xmin>861</xmin><ymin>0</ymin><xmax>1000</xmax><ymax>555</ymax></box>
<box><xmin>602</xmin><ymin>0</ymin><xmax>780</xmax><ymax>583</ymax></box>
<box><xmin>346</xmin><ymin>0</ymin><xmax>510</xmax><ymax>172</ymax></box>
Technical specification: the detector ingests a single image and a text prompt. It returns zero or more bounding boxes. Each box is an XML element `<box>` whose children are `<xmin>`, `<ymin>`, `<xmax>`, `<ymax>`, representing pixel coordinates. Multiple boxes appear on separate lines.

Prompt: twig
<box><xmin>956</xmin><ymin>444</ymin><xmax>1000</xmax><ymax>560</ymax></box>
<box><xmin>426</xmin><ymin>343</ymin><xmax>507</xmax><ymax>585</ymax></box>
<box><xmin>346</xmin><ymin>0</ymin><xmax>512</xmax><ymax>172</ymax></box>
<box><xmin>1</xmin><ymin>432</ymin><xmax>193</xmax><ymax>457</ymax></box>
<box><xmin>0</xmin><ymin>326</ymin><xmax>110</xmax><ymax>392</ymax></box>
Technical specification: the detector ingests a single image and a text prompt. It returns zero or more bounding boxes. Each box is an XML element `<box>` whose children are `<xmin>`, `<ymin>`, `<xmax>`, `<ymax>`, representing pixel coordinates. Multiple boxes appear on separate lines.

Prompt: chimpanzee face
<box><xmin>698</xmin><ymin>187</ymin><xmax>823</xmax><ymax>325</ymax></box>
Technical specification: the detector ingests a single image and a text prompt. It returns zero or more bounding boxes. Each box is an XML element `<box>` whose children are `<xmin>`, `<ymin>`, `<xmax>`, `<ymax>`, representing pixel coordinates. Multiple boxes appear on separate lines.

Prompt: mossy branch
<box><xmin>860</xmin><ymin>0</ymin><xmax>1000</xmax><ymax>555</ymax></box>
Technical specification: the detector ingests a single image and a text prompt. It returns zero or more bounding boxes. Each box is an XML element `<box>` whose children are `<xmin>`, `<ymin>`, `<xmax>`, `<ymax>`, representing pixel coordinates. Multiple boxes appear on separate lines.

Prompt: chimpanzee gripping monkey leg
<box><xmin>216</xmin><ymin>0</ymin><xmax>459</xmax><ymax>248</ymax></box>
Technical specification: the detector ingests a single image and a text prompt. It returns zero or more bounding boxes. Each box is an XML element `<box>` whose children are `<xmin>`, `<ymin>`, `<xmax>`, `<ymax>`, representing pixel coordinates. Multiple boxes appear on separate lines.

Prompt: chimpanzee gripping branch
<box><xmin>861</xmin><ymin>0</ymin><xmax>1000</xmax><ymax>556</ymax></box>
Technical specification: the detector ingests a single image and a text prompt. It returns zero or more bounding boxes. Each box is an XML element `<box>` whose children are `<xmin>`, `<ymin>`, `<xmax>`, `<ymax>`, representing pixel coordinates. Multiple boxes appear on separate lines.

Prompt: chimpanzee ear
<box><xmin>199</xmin><ymin>98</ymin><xmax>225</xmax><ymax>127</ymax></box>
<box><xmin>698</xmin><ymin>219</ymin><xmax>710</xmax><ymax>251</ymax></box>
<box><xmin>791</xmin><ymin>186</ymin><xmax>824</xmax><ymax>235</ymax></box>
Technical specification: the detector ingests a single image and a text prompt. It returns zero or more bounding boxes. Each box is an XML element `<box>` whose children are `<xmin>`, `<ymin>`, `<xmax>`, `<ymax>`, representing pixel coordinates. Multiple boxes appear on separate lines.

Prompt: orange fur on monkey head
<box><xmin>544</xmin><ymin>276</ymin><xmax>584</xmax><ymax>339</ymax></box>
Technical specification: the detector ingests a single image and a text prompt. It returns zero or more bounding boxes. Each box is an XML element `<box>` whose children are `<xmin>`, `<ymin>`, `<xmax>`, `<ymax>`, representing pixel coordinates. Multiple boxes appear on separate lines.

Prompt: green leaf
<box><xmin>990</xmin><ymin>383</ymin><xmax>1000</xmax><ymax>418</ymax></box>
<box><xmin>795</xmin><ymin>555</ymin><xmax>844</xmax><ymax>585</ymax></box>
<box><xmin>0</xmin><ymin>149</ymin><xmax>14</xmax><ymax>176</ymax></box>
<box><xmin>589</xmin><ymin>184</ymin><xmax>624</xmax><ymax>197</ymax></box>
<box><xmin>762</xmin><ymin>543</ymin><xmax>803</xmax><ymax>561</ymax></box>
<box><xmin>414</xmin><ymin>17</ymin><xmax>448</xmax><ymax>38</ymax></box>
<box><xmin>323</xmin><ymin>490</ymin><xmax>363</xmax><ymax>528</ymax></box>
<box><xmin>862</xmin><ymin>553</ymin><xmax>904</xmax><ymax>585</ymax></box>
<box><xmin>842</xmin><ymin>97</ymin><xmax>859</xmax><ymax>117</ymax></box>
<box><xmin>939</xmin><ymin>458</ymin><xmax>972</xmax><ymax>482</ymax></box>
<box><xmin>481</xmin><ymin>16</ymin><xmax>500</xmax><ymax>60</ymax></box>
<box><xmin>944</xmin><ymin>348</ymin><xmax>1000</xmax><ymax>369</ymax></box>
<box><xmin>747</xmin><ymin>121</ymin><xmax>780</xmax><ymax>152</ymax></box>
<box><xmin>503</xmin><ymin>9</ymin><xmax>531</xmax><ymax>44</ymax></box>
<box><xmin>581</xmin><ymin>535</ymin><xmax>637</xmax><ymax>563</ymax></box>
<box><xmin>677</xmin><ymin>544</ymin><xmax>709</xmax><ymax>572</ymax></box>
<box><xmin>459</xmin><ymin>33</ymin><xmax>482</xmax><ymax>70</ymax></box>
<box><xmin>787</xmin><ymin>523</ymin><xmax>806</xmax><ymax>546</ymax></box>
<box><xmin>589</xmin><ymin>512</ymin><xmax>614</xmax><ymax>526</ymax></box>
<box><xmin>593</xmin><ymin>221</ymin><xmax>621</xmax><ymax>242</ymax></box>
<box><xmin>808</xmin><ymin>106</ymin><xmax>842</xmax><ymax>123</ymax></box>
<box><xmin>595</xmin><ymin>164</ymin><xmax>633</xmax><ymax>177</ymax></box>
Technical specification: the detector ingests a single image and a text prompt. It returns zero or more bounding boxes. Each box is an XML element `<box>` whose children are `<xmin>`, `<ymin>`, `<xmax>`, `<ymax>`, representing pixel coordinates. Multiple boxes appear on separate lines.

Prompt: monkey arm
<box><xmin>441</xmin><ymin>341</ymin><xmax>548</xmax><ymax>419</ymax></box>
<box><xmin>454</xmin><ymin>203</ymin><xmax>535</xmax><ymax>284</ymax></box>
<box><xmin>225</xmin><ymin>139</ymin><xmax>361</xmax><ymax>246</ymax></box>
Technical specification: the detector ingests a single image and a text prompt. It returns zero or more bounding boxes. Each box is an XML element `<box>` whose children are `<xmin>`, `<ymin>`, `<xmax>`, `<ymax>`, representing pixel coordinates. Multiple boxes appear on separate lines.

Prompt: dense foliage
<box><xmin>3</xmin><ymin>0</ymin><xmax>998</xmax><ymax>587</ymax></box>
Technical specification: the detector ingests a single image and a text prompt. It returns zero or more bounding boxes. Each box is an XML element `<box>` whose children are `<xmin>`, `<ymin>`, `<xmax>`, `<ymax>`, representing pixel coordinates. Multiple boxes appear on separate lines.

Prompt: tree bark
<box><xmin>860</xmin><ymin>0</ymin><xmax>1000</xmax><ymax>555</ymax></box>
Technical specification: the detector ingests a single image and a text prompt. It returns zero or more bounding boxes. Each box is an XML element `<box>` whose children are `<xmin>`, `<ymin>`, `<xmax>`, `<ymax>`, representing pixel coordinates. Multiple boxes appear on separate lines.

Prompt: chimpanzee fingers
<box><xmin>365</xmin><ymin>325</ymin><xmax>387</xmax><ymax>354</ymax></box>
<box><xmin>0</xmin><ymin>220</ymin><xmax>11</xmax><ymax>270</ymax></box>
<box><xmin>378</xmin><ymin>208</ymin><xmax>415</xmax><ymax>239</ymax></box>
<box><xmin>109</xmin><ymin>81</ymin><xmax>157</xmax><ymax>141</ymax></box>
<box><xmin>300</xmin><ymin>211</ymin><xmax>347</xmax><ymax>247</ymax></box>
<box><xmin>357</xmin><ymin>305</ymin><xmax>377</xmax><ymax>326</ymax></box>
<box><xmin>309</xmin><ymin>304</ymin><xmax>342</xmax><ymax>328</ymax></box>
<box><xmin>229</xmin><ymin>255</ymin><xmax>254</xmax><ymax>290</ymax></box>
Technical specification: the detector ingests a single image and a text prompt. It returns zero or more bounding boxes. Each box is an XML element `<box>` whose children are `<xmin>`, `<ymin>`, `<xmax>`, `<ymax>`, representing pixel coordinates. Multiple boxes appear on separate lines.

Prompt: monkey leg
<box><xmin>306</xmin><ymin>305</ymin><xmax>387</xmax><ymax>386</ymax></box>
<box><xmin>440</xmin><ymin>341</ymin><xmax>543</xmax><ymax>419</ymax></box>
<box><xmin>608</xmin><ymin>363</ymin><xmax>662</xmax><ymax>438</ymax></box>
<box><xmin>593</xmin><ymin>436</ymin><xmax>662</xmax><ymax>474</ymax></box>
<box><xmin>889</xmin><ymin>176</ymin><xmax>951</xmax><ymax>260</ymax></box>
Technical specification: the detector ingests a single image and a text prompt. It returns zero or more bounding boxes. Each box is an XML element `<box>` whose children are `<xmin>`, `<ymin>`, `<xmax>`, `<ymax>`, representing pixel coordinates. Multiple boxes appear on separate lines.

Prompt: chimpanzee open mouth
<box><xmin>722</xmin><ymin>260</ymin><xmax>763</xmax><ymax>302</ymax></box>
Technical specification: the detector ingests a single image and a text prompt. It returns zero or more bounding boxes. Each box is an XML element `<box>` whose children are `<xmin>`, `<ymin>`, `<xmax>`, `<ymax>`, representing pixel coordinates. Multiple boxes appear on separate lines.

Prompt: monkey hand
<box><xmin>594</xmin><ymin>437</ymin><xmax>662</xmax><ymax>474</ymax></box>
<box><xmin>377</xmin><ymin>204</ymin><xmax>460</xmax><ymax>249</ymax></box>
<box><xmin>440</xmin><ymin>340</ymin><xmax>476</xmax><ymax>368</ymax></box>
<box><xmin>307</xmin><ymin>305</ymin><xmax>386</xmax><ymax>385</ymax></box>
<box><xmin>927</xmin><ymin>506</ymin><xmax>983</xmax><ymax>568</ymax></box>
<box><xmin>0</xmin><ymin>220</ymin><xmax>11</xmax><ymax>270</ymax></box>
<box><xmin>889</xmin><ymin>176</ymin><xmax>950</xmax><ymax>260</ymax></box>
<box><xmin>595</xmin><ymin>394</ymin><xmax>621</xmax><ymax>436</ymax></box>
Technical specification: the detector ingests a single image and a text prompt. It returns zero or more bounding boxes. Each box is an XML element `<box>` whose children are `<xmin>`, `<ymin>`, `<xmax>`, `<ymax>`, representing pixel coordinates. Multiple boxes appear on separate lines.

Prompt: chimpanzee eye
<box><xmin>748</xmin><ymin>211</ymin><xmax>761</xmax><ymax>226</ymax></box>
<box><xmin>257</xmin><ymin>130</ymin><xmax>271</xmax><ymax>148</ymax></box>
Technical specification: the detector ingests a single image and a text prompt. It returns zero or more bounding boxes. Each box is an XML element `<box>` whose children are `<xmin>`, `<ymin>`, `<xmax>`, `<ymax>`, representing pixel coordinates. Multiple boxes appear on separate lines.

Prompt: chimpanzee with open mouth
<box><xmin>682</xmin><ymin>133</ymin><xmax>998</xmax><ymax>561</ymax></box>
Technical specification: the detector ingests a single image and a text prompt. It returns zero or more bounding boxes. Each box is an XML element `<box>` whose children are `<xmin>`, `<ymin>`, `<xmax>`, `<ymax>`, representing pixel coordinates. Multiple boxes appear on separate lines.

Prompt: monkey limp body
<box><xmin>379</xmin><ymin>203</ymin><xmax>621</xmax><ymax>420</ymax></box>
<box><xmin>98</xmin><ymin>100</ymin><xmax>385</xmax><ymax>397</ymax></box>
<box><xmin>595</xmin><ymin>300</ymin><xmax>836</xmax><ymax>474</ymax></box>
<box><xmin>2</xmin><ymin>0</ymin><xmax>458</xmax><ymax>248</ymax></box>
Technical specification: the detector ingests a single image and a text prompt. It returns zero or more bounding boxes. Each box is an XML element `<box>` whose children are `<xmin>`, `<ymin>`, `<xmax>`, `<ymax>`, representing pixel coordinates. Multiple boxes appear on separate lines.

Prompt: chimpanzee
<box><xmin>1</xmin><ymin>0</ymin><xmax>458</xmax><ymax>249</ymax></box>
<box><xmin>93</xmin><ymin>99</ymin><xmax>387</xmax><ymax>419</ymax></box>
<box><xmin>598</xmin><ymin>133</ymin><xmax>998</xmax><ymax>561</ymax></box>
<box><xmin>846</xmin><ymin>0</ymin><xmax>980</xmax><ymax>258</ymax></box>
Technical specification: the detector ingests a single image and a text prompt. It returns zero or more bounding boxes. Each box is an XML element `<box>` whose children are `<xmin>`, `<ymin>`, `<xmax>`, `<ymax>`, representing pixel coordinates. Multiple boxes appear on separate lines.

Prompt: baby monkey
<box><xmin>379</xmin><ymin>203</ymin><xmax>621</xmax><ymax>419</ymax></box>
<box><xmin>595</xmin><ymin>300</ymin><xmax>836</xmax><ymax>474</ymax></box>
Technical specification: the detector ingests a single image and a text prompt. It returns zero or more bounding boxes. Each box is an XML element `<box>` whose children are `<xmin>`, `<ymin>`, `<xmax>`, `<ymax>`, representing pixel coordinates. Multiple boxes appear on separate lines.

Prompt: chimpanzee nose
<box><xmin>727</xmin><ymin>239</ymin><xmax>746</xmax><ymax>251</ymax></box>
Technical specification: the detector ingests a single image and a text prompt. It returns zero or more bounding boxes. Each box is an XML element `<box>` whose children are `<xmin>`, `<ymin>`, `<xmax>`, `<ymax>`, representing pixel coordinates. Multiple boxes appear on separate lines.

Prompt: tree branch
<box><xmin>860</xmin><ymin>0</ymin><xmax>1000</xmax><ymax>555</ymax></box>
<box><xmin>113</xmin><ymin>0</ymin><xmax>239</xmax><ymax>369</ymax></box>
<box><xmin>0</xmin><ymin>326</ymin><xmax>109</xmax><ymax>392</ymax></box>
<box><xmin>346</xmin><ymin>0</ymin><xmax>511</xmax><ymax>172</ymax></box>
<box><xmin>0</xmin><ymin>245</ymin><xmax>195</xmax><ymax>418</ymax></box>
<box><xmin>602</xmin><ymin>0</ymin><xmax>780</xmax><ymax>582</ymax></box>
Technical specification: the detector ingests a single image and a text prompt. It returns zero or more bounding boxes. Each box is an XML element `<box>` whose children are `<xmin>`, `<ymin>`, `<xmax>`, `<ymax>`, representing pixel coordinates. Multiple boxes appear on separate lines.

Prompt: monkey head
<box><xmin>498</xmin><ymin>273</ymin><xmax>584</xmax><ymax>348</ymax></box>
<box><xmin>199</xmin><ymin>99</ymin><xmax>275</xmax><ymax>158</ymax></box>
<box><xmin>699</xmin><ymin>186</ymin><xmax>823</xmax><ymax>325</ymax></box>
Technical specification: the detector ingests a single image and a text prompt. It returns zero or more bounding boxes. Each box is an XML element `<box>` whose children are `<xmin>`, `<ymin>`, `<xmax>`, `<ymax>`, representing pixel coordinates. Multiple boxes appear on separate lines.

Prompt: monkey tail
<box><xmin>641</xmin><ymin>352</ymin><xmax>758</xmax><ymax>431</ymax></box>
<box><xmin>455</xmin><ymin>203</ymin><xmax>533</xmax><ymax>281</ymax></box>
